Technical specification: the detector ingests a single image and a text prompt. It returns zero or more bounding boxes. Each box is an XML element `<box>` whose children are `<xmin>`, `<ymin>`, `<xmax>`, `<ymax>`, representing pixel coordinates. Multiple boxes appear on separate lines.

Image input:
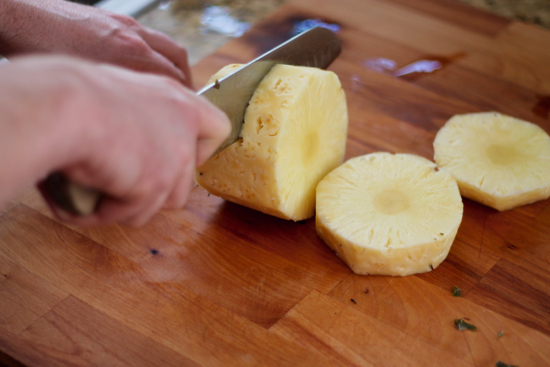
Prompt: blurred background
<box><xmin>65</xmin><ymin>0</ymin><xmax>549</xmax><ymax>67</ymax></box>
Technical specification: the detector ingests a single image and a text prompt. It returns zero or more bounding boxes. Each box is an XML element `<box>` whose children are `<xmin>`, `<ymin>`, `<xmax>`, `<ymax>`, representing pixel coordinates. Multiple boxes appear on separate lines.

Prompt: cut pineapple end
<box><xmin>315</xmin><ymin>152</ymin><xmax>464</xmax><ymax>276</ymax></box>
<box><xmin>196</xmin><ymin>64</ymin><xmax>348</xmax><ymax>221</ymax></box>
<box><xmin>206</xmin><ymin>64</ymin><xmax>244</xmax><ymax>85</ymax></box>
<box><xmin>434</xmin><ymin>112</ymin><xmax>550</xmax><ymax>211</ymax></box>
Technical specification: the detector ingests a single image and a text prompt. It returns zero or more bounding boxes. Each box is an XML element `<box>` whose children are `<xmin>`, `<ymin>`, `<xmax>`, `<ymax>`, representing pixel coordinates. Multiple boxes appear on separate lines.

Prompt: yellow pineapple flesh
<box><xmin>434</xmin><ymin>112</ymin><xmax>550</xmax><ymax>211</ymax></box>
<box><xmin>196</xmin><ymin>64</ymin><xmax>348</xmax><ymax>221</ymax></box>
<box><xmin>316</xmin><ymin>153</ymin><xmax>463</xmax><ymax>276</ymax></box>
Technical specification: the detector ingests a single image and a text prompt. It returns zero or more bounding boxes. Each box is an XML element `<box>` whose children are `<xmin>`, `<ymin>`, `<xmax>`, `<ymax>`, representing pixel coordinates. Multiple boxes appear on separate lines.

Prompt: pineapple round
<box><xmin>434</xmin><ymin>112</ymin><xmax>550</xmax><ymax>211</ymax></box>
<box><xmin>196</xmin><ymin>64</ymin><xmax>348</xmax><ymax>221</ymax></box>
<box><xmin>316</xmin><ymin>153</ymin><xmax>463</xmax><ymax>276</ymax></box>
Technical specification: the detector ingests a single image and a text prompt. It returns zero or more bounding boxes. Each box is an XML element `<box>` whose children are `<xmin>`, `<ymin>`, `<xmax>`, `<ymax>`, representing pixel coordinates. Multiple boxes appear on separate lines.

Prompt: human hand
<box><xmin>0</xmin><ymin>55</ymin><xmax>229</xmax><ymax>226</ymax></box>
<box><xmin>0</xmin><ymin>0</ymin><xmax>192</xmax><ymax>88</ymax></box>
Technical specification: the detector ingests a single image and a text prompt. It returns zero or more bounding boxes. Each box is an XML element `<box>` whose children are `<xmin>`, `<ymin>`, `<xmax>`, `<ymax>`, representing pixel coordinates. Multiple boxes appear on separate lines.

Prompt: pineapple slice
<box><xmin>434</xmin><ymin>112</ymin><xmax>550</xmax><ymax>211</ymax></box>
<box><xmin>196</xmin><ymin>64</ymin><xmax>348</xmax><ymax>221</ymax></box>
<box><xmin>316</xmin><ymin>153</ymin><xmax>463</xmax><ymax>276</ymax></box>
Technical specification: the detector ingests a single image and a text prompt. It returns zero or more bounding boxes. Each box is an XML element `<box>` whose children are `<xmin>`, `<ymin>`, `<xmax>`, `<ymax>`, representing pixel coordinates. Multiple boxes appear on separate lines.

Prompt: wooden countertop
<box><xmin>2</xmin><ymin>0</ymin><xmax>550</xmax><ymax>365</ymax></box>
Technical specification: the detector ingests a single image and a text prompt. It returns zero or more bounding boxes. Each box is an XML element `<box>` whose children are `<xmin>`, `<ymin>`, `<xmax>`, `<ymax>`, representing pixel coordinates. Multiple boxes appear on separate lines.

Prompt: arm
<box><xmin>0</xmin><ymin>55</ymin><xmax>229</xmax><ymax>226</ymax></box>
<box><xmin>0</xmin><ymin>0</ymin><xmax>192</xmax><ymax>87</ymax></box>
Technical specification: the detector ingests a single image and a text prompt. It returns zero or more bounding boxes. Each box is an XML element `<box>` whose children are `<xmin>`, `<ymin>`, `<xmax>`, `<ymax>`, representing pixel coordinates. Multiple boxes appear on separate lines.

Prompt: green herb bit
<box><xmin>497</xmin><ymin>330</ymin><xmax>504</xmax><ymax>339</ymax></box>
<box><xmin>454</xmin><ymin>318</ymin><xmax>477</xmax><ymax>331</ymax></box>
<box><xmin>496</xmin><ymin>361</ymin><xmax>518</xmax><ymax>367</ymax></box>
<box><xmin>452</xmin><ymin>286</ymin><xmax>462</xmax><ymax>297</ymax></box>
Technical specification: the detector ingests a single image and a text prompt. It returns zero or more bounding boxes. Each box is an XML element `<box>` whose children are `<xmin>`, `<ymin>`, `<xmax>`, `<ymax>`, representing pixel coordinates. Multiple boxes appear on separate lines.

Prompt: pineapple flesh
<box><xmin>434</xmin><ymin>112</ymin><xmax>550</xmax><ymax>211</ymax></box>
<box><xmin>316</xmin><ymin>153</ymin><xmax>463</xmax><ymax>276</ymax></box>
<box><xmin>196</xmin><ymin>64</ymin><xmax>348</xmax><ymax>221</ymax></box>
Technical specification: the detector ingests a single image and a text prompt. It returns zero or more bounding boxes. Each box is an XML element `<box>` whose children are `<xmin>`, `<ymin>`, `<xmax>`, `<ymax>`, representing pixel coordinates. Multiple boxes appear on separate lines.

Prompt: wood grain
<box><xmin>2</xmin><ymin>0</ymin><xmax>550</xmax><ymax>365</ymax></box>
<box><xmin>467</xmin><ymin>257</ymin><xmax>550</xmax><ymax>336</ymax></box>
<box><xmin>324</xmin><ymin>275</ymin><xmax>550</xmax><ymax>366</ymax></box>
<box><xmin>383</xmin><ymin>0</ymin><xmax>511</xmax><ymax>36</ymax></box>
<box><xmin>271</xmin><ymin>290</ymin><xmax>473</xmax><ymax>367</ymax></box>
<box><xmin>4</xmin><ymin>295</ymin><xmax>202</xmax><ymax>367</ymax></box>
<box><xmin>0</xmin><ymin>255</ymin><xmax>68</xmax><ymax>334</ymax></box>
<box><xmin>0</xmin><ymin>206</ymin><xmax>335</xmax><ymax>366</ymax></box>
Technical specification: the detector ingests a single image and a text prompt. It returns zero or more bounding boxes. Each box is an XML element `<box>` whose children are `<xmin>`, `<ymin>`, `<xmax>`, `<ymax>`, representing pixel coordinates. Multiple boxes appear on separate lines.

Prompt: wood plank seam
<box><xmin>16</xmin><ymin>293</ymin><xmax>71</xmax><ymax>337</ymax></box>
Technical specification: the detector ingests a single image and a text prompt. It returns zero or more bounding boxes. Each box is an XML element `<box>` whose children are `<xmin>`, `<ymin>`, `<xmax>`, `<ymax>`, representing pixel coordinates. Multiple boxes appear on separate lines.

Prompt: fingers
<box><xmin>101</xmin><ymin>190</ymin><xmax>170</xmax><ymax>227</ymax></box>
<box><xmin>56</xmin><ymin>191</ymin><xmax>169</xmax><ymax>227</ymax></box>
<box><xmin>97</xmin><ymin>11</ymin><xmax>193</xmax><ymax>88</ymax></box>
<box><xmin>194</xmin><ymin>95</ymin><xmax>232</xmax><ymax>166</ymax></box>
<box><xmin>137</xmin><ymin>28</ymin><xmax>194</xmax><ymax>89</ymax></box>
<box><xmin>141</xmin><ymin>48</ymin><xmax>189</xmax><ymax>86</ymax></box>
<box><xmin>41</xmin><ymin>59</ymin><xmax>230</xmax><ymax>227</ymax></box>
<box><xmin>163</xmin><ymin>150</ymin><xmax>196</xmax><ymax>210</ymax></box>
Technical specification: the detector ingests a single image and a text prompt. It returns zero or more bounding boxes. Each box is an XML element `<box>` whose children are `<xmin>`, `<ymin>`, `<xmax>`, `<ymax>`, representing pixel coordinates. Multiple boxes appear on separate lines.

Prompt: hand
<box><xmin>0</xmin><ymin>0</ymin><xmax>192</xmax><ymax>88</ymax></box>
<box><xmin>0</xmin><ymin>55</ymin><xmax>230</xmax><ymax>226</ymax></box>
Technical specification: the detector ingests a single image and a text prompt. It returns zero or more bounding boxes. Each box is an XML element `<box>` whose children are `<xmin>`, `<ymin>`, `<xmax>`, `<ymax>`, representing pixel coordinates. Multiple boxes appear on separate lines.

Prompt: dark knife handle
<box><xmin>40</xmin><ymin>172</ymin><xmax>103</xmax><ymax>216</ymax></box>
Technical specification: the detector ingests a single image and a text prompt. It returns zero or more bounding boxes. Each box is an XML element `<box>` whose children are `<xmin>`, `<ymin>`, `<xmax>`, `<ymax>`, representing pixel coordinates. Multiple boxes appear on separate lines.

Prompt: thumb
<box><xmin>195</xmin><ymin>95</ymin><xmax>231</xmax><ymax>166</ymax></box>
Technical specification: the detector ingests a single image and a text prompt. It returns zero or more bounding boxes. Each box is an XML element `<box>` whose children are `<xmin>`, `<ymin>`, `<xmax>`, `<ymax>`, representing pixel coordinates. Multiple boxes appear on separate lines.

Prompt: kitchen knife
<box><xmin>41</xmin><ymin>26</ymin><xmax>342</xmax><ymax>216</ymax></box>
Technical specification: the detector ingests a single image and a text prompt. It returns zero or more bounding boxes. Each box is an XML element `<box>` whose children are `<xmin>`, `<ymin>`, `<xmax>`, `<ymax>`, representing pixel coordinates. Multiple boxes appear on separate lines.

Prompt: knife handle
<box><xmin>40</xmin><ymin>172</ymin><xmax>103</xmax><ymax>216</ymax></box>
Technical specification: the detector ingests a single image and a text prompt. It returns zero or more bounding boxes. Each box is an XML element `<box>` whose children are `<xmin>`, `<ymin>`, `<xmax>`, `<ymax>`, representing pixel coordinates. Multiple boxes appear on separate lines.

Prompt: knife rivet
<box><xmin>150</xmin><ymin>249</ymin><xmax>159</xmax><ymax>255</ymax></box>
<box><xmin>214</xmin><ymin>79</ymin><xmax>221</xmax><ymax>90</ymax></box>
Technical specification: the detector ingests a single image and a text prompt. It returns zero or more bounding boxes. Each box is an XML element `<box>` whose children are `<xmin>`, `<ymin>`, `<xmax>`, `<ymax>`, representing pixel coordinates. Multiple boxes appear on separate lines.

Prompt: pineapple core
<box><xmin>316</xmin><ymin>153</ymin><xmax>463</xmax><ymax>276</ymax></box>
<box><xmin>196</xmin><ymin>64</ymin><xmax>348</xmax><ymax>221</ymax></box>
<box><xmin>434</xmin><ymin>112</ymin><xmax>550</xmax><ymax>211</ymax></box>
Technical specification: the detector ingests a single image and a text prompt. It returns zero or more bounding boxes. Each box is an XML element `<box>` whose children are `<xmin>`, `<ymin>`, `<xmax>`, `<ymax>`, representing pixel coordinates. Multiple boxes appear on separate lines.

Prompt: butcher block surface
<box><xmin>2</xmin><ymin>0</ymin><xmax>550</xmax><ymax>365</ymax></box>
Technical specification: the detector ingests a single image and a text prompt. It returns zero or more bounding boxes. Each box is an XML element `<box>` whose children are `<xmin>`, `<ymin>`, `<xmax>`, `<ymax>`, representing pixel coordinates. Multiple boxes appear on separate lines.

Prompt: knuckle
<box><xmin>127</xmin><ymin>38</ymin><xmax>152</xmax><ymax>56</ymax></box>
<box><xmin>111</xmin><ymin>13</ymin><xmax>139</xmax><ymax>27</ymax></box>
<box><xmin>112</xmin><ymin>32</ymin><xmax>151</xmax><ymax>56</ymax></box>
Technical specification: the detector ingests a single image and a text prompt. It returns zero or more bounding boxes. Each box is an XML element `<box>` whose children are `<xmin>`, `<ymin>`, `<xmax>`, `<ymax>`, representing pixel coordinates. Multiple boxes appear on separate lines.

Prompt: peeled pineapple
<box><xmin>434</xmin><ymin>112</ymin><xmax>550</xmax><ymax>211</ymax></box>
<box><xmin>196</xmin><ymin>64</ymin><xmax>348</xmax><ymax>221</ymax></box>
<box><xmin>316</xmin><ymin>153</ymin><xmax>463</xmax><ymax>276</ymax></box>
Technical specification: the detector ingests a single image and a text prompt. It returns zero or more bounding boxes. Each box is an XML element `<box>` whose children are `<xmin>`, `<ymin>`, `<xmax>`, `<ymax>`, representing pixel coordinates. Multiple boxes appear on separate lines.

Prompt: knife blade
<box><xmin>41</xmin><ymin>26</ymin><xmax>342</xmax><ymax>216</ymax></box>
<box><xmin>199</xmin><ymin>26</ymin><xmax>341</xmax><ymax>156</ymax></box>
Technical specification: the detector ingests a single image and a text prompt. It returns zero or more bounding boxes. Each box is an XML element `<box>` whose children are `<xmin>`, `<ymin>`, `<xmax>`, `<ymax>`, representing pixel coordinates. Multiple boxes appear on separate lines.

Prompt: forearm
<box><xmin>0</xmin><ymin>0</ymin><xmax>192</xmax><ymax>86</ymax></box>
<box><xmin>0</xmin><ymin>0</ymin><xmax>47</xmax><ymax>55</ymax></box>
<box><xmin>0</xmin><ymin>0</ymin><xmax>87</xmax><ymax>57</ymax></box>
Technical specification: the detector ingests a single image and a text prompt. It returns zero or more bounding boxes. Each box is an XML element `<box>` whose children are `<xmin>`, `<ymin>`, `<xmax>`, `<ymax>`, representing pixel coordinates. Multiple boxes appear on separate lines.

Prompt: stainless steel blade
<box><xmin>197</xmin><ymin>26</ymin><xmax>341</xmax><ymax>156</ymax></box>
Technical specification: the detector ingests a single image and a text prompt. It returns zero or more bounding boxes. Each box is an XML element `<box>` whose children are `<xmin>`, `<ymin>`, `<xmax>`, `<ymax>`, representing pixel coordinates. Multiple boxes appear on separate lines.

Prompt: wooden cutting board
<box><xmin>2</xmin><ymin>0</ymin><xmax>550</xmax><ymax>365</ymax></box>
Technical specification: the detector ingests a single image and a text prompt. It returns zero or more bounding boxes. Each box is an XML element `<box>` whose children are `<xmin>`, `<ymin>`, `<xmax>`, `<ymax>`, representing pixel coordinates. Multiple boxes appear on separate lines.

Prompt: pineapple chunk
<box><xmin>196</xmin><ymin>64</ymin><xmax>348</xmax><ymax>221</ymax></box>
<box><xmin>316</xmin><ymin>153</ymin><xmax>463</xmax><ymax>276</ymax></box>
<box><xmin>434</xmin><ymin>112</ymin><xmax>550</xmax><ymax>211</ymax></box>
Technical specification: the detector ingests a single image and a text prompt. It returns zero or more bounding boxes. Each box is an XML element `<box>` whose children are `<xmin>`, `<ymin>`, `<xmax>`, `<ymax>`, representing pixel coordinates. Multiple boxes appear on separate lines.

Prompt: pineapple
<box><xmin>434</xmin><ymin>112</ymin><xmax>550</xmax><ymax>211</ymax></box>
<box><xmin>316</xmin><ymin>153</ymin><xmax>463</xmax><ymax>276</ymax></box>
<box><xmin>206</xmin><ymin>63</ymin><xmax>243</xmax><ymax>83</ymax></box>
<box><xmin>195</xmin><ymin>64</ymin><xmax>348</xmax><ymax>221</ymax></box>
